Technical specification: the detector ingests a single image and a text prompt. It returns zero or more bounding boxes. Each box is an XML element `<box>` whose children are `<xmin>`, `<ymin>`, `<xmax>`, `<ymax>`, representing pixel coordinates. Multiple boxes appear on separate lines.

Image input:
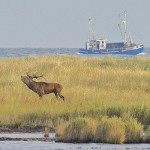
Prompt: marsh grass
<box><xmin>95</xmin><ymin>116</ymin><xmax>125</xmax><ymax>144</ymax></box>
<box><xmin>56</xmin><ymin>117</ymin><xmax>96</xmax><ymax>143</ymax></box>
<box><xmin>121</xmin><ymin>113</ymin><xmax>143</xmax><ymax>143</ymax></box>
<box><xmin>57</xmin><ymin>115</ymin><xmax>143</xmax><ymax>144</ymax></box>
<box><xmin>0</xmin><ymin>55</ymin><xmax>150</xmax><ymax>142</ymax></box>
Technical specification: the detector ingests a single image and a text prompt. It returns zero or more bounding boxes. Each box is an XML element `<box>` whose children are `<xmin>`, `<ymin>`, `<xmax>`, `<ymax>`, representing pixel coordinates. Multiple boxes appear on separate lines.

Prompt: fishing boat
<box><xmin>79</xmin><ymin>11</ymin><xmax>144</xmax><ymax>55</ymax></box>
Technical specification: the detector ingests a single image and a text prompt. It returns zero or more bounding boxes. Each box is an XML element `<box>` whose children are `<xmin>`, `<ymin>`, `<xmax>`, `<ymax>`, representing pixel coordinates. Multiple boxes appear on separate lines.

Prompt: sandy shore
<box><xmin>0</xmin><ymin>126</ymin><xmax>55</xmax><ymax>133</ymax></box>
<box><xmin>0</xmin><ymin>137</ymin><xmax>55</xmax><ymax>141</ymax></box>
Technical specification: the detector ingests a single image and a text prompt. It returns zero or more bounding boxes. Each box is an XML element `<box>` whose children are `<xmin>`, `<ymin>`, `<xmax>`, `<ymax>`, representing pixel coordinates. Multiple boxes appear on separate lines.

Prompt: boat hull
<box><xmin>79</xmin><ymin>45</ymin><xmax>144</xmax><ymax>55</ymax></box>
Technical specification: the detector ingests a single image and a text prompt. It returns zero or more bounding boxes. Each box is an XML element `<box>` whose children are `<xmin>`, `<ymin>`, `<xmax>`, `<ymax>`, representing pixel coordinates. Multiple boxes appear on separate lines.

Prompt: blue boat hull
<box><xmin>79</xmin><ymin>46</ymin><xmax>144</xmax><ymax>55</ymax></box>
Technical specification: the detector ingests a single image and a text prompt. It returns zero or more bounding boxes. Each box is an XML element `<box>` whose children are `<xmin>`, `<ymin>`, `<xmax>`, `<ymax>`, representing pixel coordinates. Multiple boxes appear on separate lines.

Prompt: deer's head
<box><xmin>21</xmin><ymin>73</ymin><xmax>43</xmax><ymax>85</ymax></box>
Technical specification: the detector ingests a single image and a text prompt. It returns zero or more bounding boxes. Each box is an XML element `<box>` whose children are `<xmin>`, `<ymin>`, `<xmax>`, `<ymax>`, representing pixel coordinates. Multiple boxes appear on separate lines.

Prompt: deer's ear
<box><xmin>26</xmin><ymin>73</ymin><xmax>30</xmax><ymax>77</ymax></box>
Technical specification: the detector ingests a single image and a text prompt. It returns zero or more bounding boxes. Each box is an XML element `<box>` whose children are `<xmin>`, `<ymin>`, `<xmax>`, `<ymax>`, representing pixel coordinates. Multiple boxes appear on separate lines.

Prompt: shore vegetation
<box><xmin>0</xmin><ymin>55</ymin><xmax>150</xmax><ymax>143</ymax></box>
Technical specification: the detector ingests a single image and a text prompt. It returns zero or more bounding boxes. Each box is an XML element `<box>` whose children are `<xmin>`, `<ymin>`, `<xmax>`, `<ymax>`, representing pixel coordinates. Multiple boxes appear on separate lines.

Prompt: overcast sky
<box><xmin>0</xmin><ymin>0</ymin><xmax>149</xmax><ymax>48</ymax></box>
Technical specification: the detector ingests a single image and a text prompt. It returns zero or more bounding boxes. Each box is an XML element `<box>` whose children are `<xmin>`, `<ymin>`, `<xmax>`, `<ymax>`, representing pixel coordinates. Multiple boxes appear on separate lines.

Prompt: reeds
<box><xmin>95</xmin><ymin>116</ymin><xmax>125</xmax><ymax>144</ymax></box>
<box><xmin>56</xmin><ymin>117</ymin><xmax>96</xmax><ymax>143</ymax></box>
<box><xmin>56</xmin><ymin>115</ymin><xmax>143</xmax><ymax>144</ymax></box>
<box><xmin>0</xmin><ymin>55</ymin><xmax>150</xmax><ymax>143</ymax></box>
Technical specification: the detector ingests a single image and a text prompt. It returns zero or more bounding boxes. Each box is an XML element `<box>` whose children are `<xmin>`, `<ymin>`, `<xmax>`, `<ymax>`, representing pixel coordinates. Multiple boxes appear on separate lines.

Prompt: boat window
<box><xmin>107</xmin><ymin>42</ymin><xmax>124</xmax><ymax>49</ymax></box>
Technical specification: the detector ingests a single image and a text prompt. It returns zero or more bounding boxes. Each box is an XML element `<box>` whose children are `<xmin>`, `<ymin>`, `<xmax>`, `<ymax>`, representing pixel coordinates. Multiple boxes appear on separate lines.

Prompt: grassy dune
<box><xmin>0</xmin><ymin>55</ymin><xmax>150</xmax><ymax>143</ymax></box>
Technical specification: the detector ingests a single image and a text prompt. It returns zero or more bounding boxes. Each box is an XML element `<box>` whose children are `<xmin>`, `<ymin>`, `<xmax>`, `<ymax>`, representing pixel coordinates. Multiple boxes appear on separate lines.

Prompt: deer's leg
<box><xmin>38</xmin><ymin>91</ymin><xmax>43</xmax><ymax>99</ymax></box>
<box><xmin>55</xmin><ymin>88</ymin><xmax>65</xmax><ymax>101</ymax></box>
<box><xmin>54</xmin><ymin>91</ymin><xmax>58</xmax><ymax>100</ymax></box>
<box><xmin>39</xmin><ymin>94</ymin><xmax>42</xmax><ymax>99</ymax></box>
<box><xmin>58</xmin><ymin>92</ymin><xmax>65</xmax><ymax>101</ymax></box>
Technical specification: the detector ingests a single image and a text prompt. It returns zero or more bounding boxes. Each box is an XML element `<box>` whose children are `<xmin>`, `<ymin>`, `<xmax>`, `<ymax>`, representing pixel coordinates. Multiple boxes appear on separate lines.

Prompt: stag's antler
<box><xmin>26</xmin><ymin>72</ymin><xmax>44</xmax><ymax>79</ymax></box>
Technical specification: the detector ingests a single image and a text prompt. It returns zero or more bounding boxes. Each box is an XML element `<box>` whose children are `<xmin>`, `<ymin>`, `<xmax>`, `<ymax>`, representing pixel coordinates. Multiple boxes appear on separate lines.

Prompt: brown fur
<box><xmin>21</xmin><ymin>75</ymin><xmax>64</xmax><ymax>101</ymax></box>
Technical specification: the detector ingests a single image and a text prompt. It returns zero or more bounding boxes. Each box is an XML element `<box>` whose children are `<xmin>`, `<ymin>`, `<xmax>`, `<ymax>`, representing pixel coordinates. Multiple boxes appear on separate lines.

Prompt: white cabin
<box><xmin>86</xmin><ymin>39</ymin><xmax>107</xmax><ymax>50</ymax></box>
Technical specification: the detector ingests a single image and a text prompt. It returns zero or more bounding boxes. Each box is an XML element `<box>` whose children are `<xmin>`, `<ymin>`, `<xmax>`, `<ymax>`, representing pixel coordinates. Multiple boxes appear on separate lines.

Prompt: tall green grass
<box><xmin>0</xmin><ymin>55</ymin><xmax>150</xmax><ymax>142</ymax></box>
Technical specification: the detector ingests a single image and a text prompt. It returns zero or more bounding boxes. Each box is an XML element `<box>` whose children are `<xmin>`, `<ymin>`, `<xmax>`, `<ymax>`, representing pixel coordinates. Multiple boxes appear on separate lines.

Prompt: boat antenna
<box><xmin>118</xmin><ymin>11</ymin><xmax>128</xmax><ymax>45</ymax></box>
<box><xmin>122</xmin><ymin>11</ymin><xmax>128</xmax><ymax>45</ymax></box>
<box><xmin>88</xmin><ymin>17</ymin><xmax>96</xmax><ymax>41</ymax></box>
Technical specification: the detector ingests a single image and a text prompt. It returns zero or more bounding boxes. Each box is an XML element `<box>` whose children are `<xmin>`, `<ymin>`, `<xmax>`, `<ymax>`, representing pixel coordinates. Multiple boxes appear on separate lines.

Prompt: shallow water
<box><xmin>1</xmin><ymin>141</ymin><xmax>150</xmax><ymax>150</ymax></box>
<box><xmin>0</xmin><ymin>133</ymin><xmax>150</xmax><ymax>150</ymax></box>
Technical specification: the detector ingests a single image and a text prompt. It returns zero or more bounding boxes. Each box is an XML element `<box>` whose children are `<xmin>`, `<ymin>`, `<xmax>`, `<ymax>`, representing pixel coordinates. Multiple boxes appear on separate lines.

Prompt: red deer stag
<box><xmin>21</xmin><ymin>73</ymin><xmax>64</xmax><ymax>101</ymax></box>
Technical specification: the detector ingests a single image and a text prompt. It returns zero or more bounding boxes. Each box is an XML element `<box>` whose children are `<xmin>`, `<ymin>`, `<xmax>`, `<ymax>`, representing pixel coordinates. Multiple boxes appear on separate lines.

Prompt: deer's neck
<box><xmin>28</xmin><ymin>80</ymin><xmax>39</xmax><ymax>91</ymax></box>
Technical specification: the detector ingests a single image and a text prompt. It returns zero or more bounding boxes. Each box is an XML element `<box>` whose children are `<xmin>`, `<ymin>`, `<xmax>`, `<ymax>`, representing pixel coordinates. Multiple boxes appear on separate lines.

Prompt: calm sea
<box><xmin>0</xmin><ymin>47</ymin><xmax>149</xmax><ymax>58</ymax></box>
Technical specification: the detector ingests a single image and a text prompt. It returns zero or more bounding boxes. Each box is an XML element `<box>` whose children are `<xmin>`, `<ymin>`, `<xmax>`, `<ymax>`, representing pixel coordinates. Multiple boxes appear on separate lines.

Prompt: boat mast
<box><xmin>122</xmin><ymin>11</ymin><xmax>128</xmax><ymax>45</ymax></box>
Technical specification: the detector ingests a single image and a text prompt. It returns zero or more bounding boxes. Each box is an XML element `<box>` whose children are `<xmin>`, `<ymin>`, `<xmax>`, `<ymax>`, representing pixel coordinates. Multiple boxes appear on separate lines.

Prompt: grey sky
<box><xmin>0</xmin><ymin>0</ymin><xmax>149</xmax><ymax>48</ymax></box>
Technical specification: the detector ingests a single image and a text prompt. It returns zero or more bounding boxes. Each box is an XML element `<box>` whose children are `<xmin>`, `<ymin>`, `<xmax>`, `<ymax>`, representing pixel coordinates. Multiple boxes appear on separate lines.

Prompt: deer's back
<box><xmin>38</xmin><ymin>82</ymin><xmax>63</xmax><ymax>91</ymax></box>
